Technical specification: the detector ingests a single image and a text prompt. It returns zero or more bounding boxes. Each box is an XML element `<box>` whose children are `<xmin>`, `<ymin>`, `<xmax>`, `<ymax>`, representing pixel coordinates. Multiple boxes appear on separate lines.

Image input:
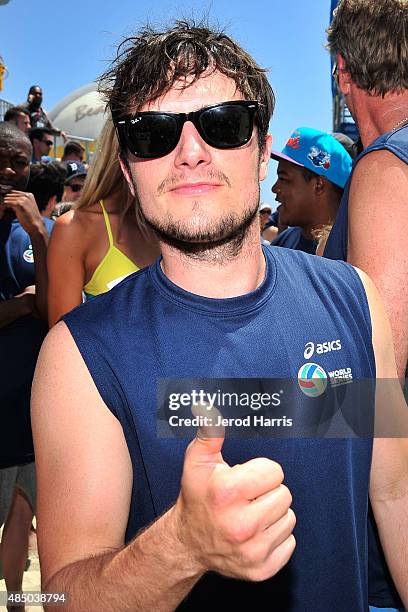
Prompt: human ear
<box><xmin>119</xmin><ymin>155</ymin><xmax>135</xmax><ymax>197</ymax></box>
<box><xmin>259</xmin><ymin>134</ymin><xmax>272</xmax><ymax>182</ymax></box>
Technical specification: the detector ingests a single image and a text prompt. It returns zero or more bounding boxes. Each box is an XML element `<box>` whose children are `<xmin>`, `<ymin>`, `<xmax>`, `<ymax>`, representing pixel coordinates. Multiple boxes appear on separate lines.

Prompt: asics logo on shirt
<box><xmin>304</xmin><ymin>340</ymin><xmax>342</xmax><ymax>359</ymax></box>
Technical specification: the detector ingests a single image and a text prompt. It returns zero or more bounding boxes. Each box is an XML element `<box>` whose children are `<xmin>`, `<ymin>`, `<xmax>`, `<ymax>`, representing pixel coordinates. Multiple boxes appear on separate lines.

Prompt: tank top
<box><xmin>64</xmin><ymin>246</ymin><xmax>375</xmax><ymax>611</ymax></box>
<box><xmin>324</xmin><ymin>125</ymin><xmax>408</xmax><ymax>609</ymax></box>
<box><xmin>83</xmin><ymin>201</ymin><xmax>139</xmax><ymax>299</ymax></box>
<box><xmin>324</xmin><ymin>124</ymin><xmax>408</xmax><ymax>261</ymax></box>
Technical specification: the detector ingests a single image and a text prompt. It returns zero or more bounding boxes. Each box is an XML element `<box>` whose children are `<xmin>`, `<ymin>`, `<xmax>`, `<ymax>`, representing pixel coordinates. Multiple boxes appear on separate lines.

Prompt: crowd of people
<box><xmin>1</xmin><ymin>1</ymin><xmax>408</xmax><ymax>611</ymax></box>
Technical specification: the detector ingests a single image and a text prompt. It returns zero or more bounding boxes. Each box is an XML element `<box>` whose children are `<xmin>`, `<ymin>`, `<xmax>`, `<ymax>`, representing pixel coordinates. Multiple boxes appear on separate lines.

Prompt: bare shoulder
<box><xmin>54</xmin><ymin>204</ymin><xmax>101</xmax><ymax>229</ymax></box>
<box><xmin>33</xmin><ymin>320</ymin><xmax>87</xmax><ymax>389</ymax></box>
<box><xmin>351</xmin><ymin>149</ymin><xmax>408</xmax><ymax>192</ymax></box>
<box><xmin>50</xmin><ymin>205</ymin><xmax>102</xmax><ymax>250</ymax></box>
<box><xmin>354</xmin><ymin>147</ymin><xmax>408</xmax><ymax>170</ymax></box>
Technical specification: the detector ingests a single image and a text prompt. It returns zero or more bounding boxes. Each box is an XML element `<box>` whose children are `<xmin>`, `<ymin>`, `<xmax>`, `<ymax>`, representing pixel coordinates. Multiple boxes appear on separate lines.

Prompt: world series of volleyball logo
<box><xmin>297</xmin><ymin>362</ymin><xmax>327</xmax><ymax>397</ymax></box>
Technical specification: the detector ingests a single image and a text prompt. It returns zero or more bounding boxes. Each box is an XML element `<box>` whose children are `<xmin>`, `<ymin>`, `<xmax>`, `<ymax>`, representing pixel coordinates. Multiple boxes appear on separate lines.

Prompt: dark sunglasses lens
<box><xmin>70</xmin><ymin>184</ymin><xmax>83</xmax><ymax>192</ymax></box>
<box><xmin>44</xmin><ymin>140</ymin><xmax>53</xmax><ymax>146</ymax></box>
<box><xmin>199</xmin><ymin>104</ymin><xmax>253</xmax><ymax>148</ymax></box>
<box><xmin>126</xmin><ymin>114</ymin><xmax>179</xmax><ymax>157</ymax></box>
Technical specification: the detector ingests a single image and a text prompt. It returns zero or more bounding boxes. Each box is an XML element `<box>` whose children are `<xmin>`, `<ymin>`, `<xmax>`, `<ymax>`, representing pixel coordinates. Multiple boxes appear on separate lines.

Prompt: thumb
<box><xmin>188</xmin><ymin>402</ymin><xmax>226</xmax><ymax>465</ymax></box>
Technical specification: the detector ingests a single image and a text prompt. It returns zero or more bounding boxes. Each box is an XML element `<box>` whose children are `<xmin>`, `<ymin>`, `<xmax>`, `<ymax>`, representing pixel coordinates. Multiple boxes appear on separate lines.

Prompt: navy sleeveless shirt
<box><xmin>324</xmin><ymin>124</ymin><xmax>408</xmax><ymax>261</ymax></box>
<box><xmin>324</xmin><ymin>126</ymin><xmax>408</xmax><ymax>609</ymax></box>
<box><xmin>64</xmin><ymin>246</ymin><xmax>376</xmax><ymax>611</ymax></box>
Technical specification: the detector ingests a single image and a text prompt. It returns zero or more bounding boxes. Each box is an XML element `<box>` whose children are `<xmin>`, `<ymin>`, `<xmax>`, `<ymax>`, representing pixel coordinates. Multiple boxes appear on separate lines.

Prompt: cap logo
<box><xmin>70</xmin><ymin>162</ymin><xmax>78</xmax><ymax>171</ymax></box>
<box><xmin>286</xmin><ymin>132</ymin><xmax>301</xmax><ymax>149</ymax></box>
<box><xmin>307</xmin><ymin>146</ymin><xmax>331</xmax><ymax>170</ymax></box>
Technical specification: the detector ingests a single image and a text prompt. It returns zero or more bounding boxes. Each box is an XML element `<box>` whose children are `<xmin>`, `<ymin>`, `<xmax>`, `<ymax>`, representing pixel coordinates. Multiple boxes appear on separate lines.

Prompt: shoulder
<box><xmin>270</xmin><ymin>244</ymin><xmax>365</xmax><ymax>287</ymax></box>
<box><xmin>272</xmin><ymin>227</ymin><xmax>300</xmax><ymax>246</ymax></box>
<box><xmin>65</xmin><ymin>265</ymin><xmax>153</xmax><ymax>323</ymax></box>
<box><xmin>350</xmin><ymin>148</ymin><xmax>408</xmax><ymax>208</ymax></box>
<box><xmin>43</xmin><ymin>217</ymin><xmax>54</xmax><ymax>234</ymax></box>
<box><xmin>279</xmin><ymin>227</ymin><xmax>300</xmax><ymax>238</ymax></box>
<box><xmin>268</xmin><ymin>242</ymin><xmax>343</xmax><ymax>271</ymax></box>
<box><xmin>51</xmin><ymin>207</ymin><xmax>99</xmax><ymax>240</ymax></box>
<box><xmin>48</xmin><ymin>209</ymin><xmax>93</xmax><ymax>260</ymax></box>
<box><xmin>354</xmin><ymin>148</ymin><xmax>407</xmax><ymax>175</ymax></box>
<box><xmin>353</xmin><ymin>126</ymin><xmax>408</xmax><ymax>181</ymax></box>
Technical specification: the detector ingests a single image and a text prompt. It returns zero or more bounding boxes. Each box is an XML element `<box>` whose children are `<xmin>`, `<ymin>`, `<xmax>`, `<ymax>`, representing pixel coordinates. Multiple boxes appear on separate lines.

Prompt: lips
<box><xmin>169</xmin><ymin>182</ymin><xmax>222</xmax><ymax>196</ymax></box>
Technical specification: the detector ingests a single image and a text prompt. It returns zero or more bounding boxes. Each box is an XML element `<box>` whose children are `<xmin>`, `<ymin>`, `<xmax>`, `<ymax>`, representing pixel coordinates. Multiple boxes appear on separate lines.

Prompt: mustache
<box><xmin>157</xmin><ymin>169</ymin><xmax>231</xmax><ymax>195</ymax></box>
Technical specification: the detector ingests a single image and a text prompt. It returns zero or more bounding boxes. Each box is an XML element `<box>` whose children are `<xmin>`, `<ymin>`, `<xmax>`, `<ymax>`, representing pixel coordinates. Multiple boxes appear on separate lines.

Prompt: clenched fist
<box><xmin>2</xmin><ymin>191</ymin><xmax>45</xmax><ymax>236</ymax></box>
<box><xmin>174</xmin><ymin>405</ymin><xmax>296</xmax><ymax>582</ymax></box>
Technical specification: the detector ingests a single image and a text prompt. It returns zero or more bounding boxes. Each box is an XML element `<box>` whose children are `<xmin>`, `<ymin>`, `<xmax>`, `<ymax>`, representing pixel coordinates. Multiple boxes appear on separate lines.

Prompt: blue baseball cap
<box><xmin>64</xmin><ymin>160</ymin><xmax>87</xmax><ymax>184</ymax></box>
<box><xmin>271</xmin><ymin>127</ymin><xmax>352</xmax><ymax>188</ymax></box>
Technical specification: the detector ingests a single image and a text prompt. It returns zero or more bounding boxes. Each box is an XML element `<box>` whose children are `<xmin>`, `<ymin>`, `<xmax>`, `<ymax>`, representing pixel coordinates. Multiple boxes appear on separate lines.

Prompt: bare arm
<box><xmin>356</xmin><ymin>268</ymin><xmax>408</xmax><ymax>606</ymax></box>
<box><xmin>348</xmin><ymin>151</ymin><xmax>408</xmax><ymax>379</ymax></box>
<box><xmin>0</xmin><ymin>288</ymin><xmax>35</xmax><ymax>328</ymax></box>
<box><xmin>43</xmin><ymin>109</ymin><xmax>66</xmax><ymax>141</ymax></box>
<box><xmin>47</xmin><ymin>213</ymin><xmax>86</xmax><ymax>327</ymax></box>
<box><xmin>32</xmin><ymin>323</ymin><xmax>201</xmax><ymax>611</ymax></box>
<box><xmin>32</xmin><ymin>323</ymin><xmax>294</xmax><ymax>611</ymax></box>
<box><xmin>30</xmin><ymin>222</ymin><xmax>48</xmax><ymax>320</ymax></box>
<box><xmin>3</xmin><ymin>191</ymin><xmax>49</xmax><ymax>321</ymax></box>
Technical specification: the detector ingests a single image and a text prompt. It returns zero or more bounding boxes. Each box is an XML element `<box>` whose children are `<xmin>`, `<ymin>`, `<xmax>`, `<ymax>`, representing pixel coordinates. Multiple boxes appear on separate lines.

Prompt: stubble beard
<box><xmin>136</xmin><ymin>186</ymin><xmax>261</xmax><ymax>263</ymax></box>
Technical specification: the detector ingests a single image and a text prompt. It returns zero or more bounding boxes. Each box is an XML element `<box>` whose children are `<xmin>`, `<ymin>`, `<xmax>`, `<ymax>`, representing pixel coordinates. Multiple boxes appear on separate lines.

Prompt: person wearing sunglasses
<box><xmin>28</xmin><ymin>127</ymin><xmax>54</xmax><ymax>164</ymax></box>
<box><xmin>32</xmin><ymin>20</ymin><xmax>408</xmax><ymax>612</ymax></box>
<box><xmin>61</xmin><ymin>160</ymin><xmax>87</xmax><ymax>203</ymax></box>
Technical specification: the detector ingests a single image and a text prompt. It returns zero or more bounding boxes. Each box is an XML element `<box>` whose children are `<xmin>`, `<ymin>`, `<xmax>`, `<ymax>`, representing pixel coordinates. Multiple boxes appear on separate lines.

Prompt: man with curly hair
<box><xmin>32</xmin><ymin>20</ymin><xmax>408</xmax><ymax>611</ymax></box>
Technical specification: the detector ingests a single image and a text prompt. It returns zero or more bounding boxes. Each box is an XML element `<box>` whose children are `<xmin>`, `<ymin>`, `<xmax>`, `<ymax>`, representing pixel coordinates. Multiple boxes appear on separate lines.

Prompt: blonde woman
<box><xmin>47</xmin><ymin>118</ymin><xmax>160</xmax><ymax>326</ymax></box>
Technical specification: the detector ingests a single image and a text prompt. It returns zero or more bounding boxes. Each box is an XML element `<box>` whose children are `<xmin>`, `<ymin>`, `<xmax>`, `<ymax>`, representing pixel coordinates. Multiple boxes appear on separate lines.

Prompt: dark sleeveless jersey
<box><xmin>272</xmin><ymin>226</ymin><xmax>317</xmax><ymax>254</ymax></box>
<box><xmin>64</xmin><ymin>246</ymin><xmax>376</xmax><ymax>611</ymax></box>
<box><xmin>0</xmin><ymin>217</ymin><xmax>53</xmax><ymax>467</ymax></box>
<box><xmin>324</xmin><ymin>124</ymin><xmax>408</xmax><ymax>261</ymax></box>
<box><xmin>324</xmin><ymin>125</ymin><xmax>408</xmax><ymax>609</ymax></box>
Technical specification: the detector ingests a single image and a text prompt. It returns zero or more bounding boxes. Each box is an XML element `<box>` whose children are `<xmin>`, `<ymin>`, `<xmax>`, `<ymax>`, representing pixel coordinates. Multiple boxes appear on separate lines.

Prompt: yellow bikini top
<box><xmin>83</xmin><ymin>201</ymin><xmax>139</xmax><ymax>299</ymax></box>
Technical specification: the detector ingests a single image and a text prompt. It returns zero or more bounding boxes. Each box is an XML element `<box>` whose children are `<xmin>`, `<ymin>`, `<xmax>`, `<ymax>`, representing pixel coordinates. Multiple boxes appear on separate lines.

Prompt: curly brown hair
<box><xmin>99</xmin><ymin>19</ymin><xmax>274</xmax><ymax>150</ymax></box>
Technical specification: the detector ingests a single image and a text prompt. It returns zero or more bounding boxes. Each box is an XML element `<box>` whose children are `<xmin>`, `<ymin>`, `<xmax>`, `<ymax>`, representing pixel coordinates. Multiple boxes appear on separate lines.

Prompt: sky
<box><xmin>0</xmin><ymin>0</ymin><xmax>334</xmax><ymax>205</ymax></box>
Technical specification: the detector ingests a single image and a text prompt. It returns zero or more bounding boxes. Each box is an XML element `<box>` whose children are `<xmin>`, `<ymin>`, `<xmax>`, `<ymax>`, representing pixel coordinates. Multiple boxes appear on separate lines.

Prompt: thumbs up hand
<box><xmin>173</xmin><ymin>404</ymin><xmax>296</xmax><ymax>582</ymax></box>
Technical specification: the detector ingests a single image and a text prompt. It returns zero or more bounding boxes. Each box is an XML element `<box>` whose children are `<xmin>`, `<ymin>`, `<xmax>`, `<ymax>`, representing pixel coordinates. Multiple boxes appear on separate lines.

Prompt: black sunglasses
<box><xmin>42</xmin><ymin>139</ymin><xmax>53</xmax><ymax>147</ymax></box>
<box><xmin>68</xmin><ymin>183</ymin><xmax>83</xmax><ymax>192</ymax></box>
<box><xmin>115</xmin><ymin>100</ymin><xmax>258</xmax><ymax>159</ymax></box>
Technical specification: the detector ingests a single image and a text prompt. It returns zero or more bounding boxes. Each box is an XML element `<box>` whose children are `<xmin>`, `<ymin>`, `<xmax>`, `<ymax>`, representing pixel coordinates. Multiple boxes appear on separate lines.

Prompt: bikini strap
<box><xmin>100</xmin><ymin>200</ymin><xmax>114</xmax><ymax>247</ymax></box>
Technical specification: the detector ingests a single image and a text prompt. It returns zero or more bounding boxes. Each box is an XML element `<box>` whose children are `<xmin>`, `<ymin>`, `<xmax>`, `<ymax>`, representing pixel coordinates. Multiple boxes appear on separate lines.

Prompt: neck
<box><xmin>160</xmin><ymin>222</ymin><xmax>266</xmax><ymax>299</ymax></box>
<box><xmin>352</xmin><ymin>89</ymin><xmax>408</xmax><ymax>148</ymax></box>
<box><xmin>300</xmin><ymin>226</ymin><xmax>317</xmax><ymax>241</ymax></box>
<box><xmin>300</xmin><ymin>197</ymin><xmax>338</xmax><ymax>241</ymax></box>
<box><xmin>33</xmin><ymin>147</ymin><xmax>42</xmax><ymax>162</ymax></box>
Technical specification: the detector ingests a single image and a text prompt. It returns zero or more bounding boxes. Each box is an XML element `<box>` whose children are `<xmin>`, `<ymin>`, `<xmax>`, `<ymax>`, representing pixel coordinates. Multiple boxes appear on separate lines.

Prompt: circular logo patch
<box><xmin>23</xmin><ymin>247</ymin><xmax>34</xmax><ymax>263</ymax></box>
<box><xmin>298</xmin><ymin>362</ymin><xmax>327</xmax><ymax>398</ymax></box>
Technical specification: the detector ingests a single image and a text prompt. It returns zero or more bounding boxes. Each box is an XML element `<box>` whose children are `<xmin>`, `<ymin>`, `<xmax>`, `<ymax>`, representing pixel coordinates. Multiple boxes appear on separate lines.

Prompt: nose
<box><xmin>272</xmin><ymin>179</ymin><xmax>279</xmax><ymax>194</ymax></box>
<box><xmin>0</xmin><ymin>159</ymin><xmax>15</xmax><ymax>178</ymax></box>
<box><xmin>173</xmin><ymin>121</ymin><xmax>212</xmax><ymax>169</ymax></box>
